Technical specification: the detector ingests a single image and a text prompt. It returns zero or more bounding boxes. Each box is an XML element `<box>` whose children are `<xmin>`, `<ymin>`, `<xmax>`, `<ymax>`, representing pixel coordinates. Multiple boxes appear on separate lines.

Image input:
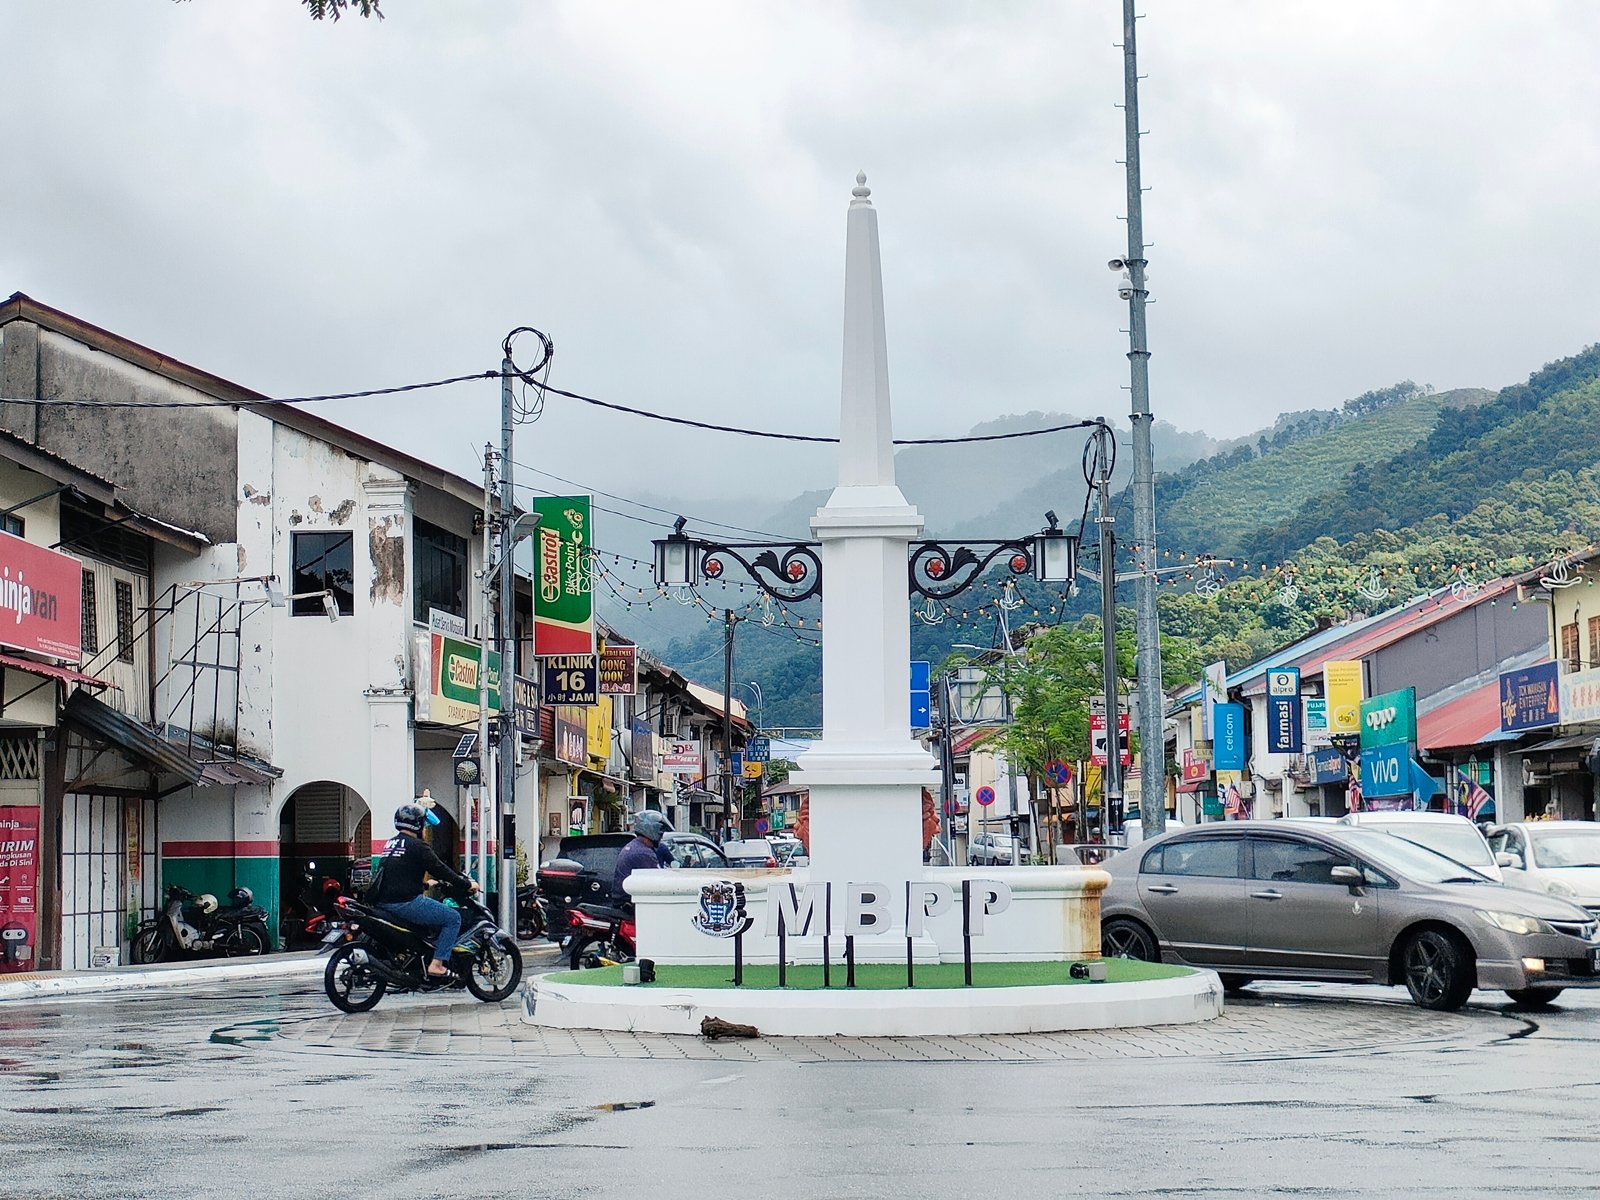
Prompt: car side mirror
<box><xmin>1498</xmin><ymin>852</ymin><xmax>1521</xmax><ymax>870</ymax></box>
<box><xmin>1330</xmin><ymin>865</ymin><xmax>1363</xmax><ymax>888</ymax></box>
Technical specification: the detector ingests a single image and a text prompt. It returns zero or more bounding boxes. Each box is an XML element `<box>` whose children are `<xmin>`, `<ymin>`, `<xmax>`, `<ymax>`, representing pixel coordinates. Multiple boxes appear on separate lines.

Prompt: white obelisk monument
<box><xmin>796</xmin><ymin>173</ymin><xmax>940</xmax><ymax>903</ymax></box>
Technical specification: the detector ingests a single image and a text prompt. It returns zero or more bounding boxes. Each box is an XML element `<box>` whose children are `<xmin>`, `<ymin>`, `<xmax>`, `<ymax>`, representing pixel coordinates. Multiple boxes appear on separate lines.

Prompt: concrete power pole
<box><xmin>1119</xmin><ymin>0</ymin><xmax>1167</xmax><ymax>838</ymax></box>
<box><xmin>497</xmin><ymin>358</ymin><xmax>518</xmax><ymax>934</ymax></box>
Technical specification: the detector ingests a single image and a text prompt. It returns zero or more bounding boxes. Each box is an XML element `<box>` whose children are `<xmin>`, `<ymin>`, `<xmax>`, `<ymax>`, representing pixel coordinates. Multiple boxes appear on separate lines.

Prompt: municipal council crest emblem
<box><xmin>692</xmin><ymin>880</ymin><xmax>752</xmax><ymax>939</ymax></box>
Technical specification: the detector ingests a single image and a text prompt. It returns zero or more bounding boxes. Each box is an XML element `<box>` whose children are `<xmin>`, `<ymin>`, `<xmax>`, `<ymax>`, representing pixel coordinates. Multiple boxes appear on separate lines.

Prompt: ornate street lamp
<box><xmin>1032</xmin><ymin>510</ymin><xmax>1078</xmax><ymax>584</ymax></box>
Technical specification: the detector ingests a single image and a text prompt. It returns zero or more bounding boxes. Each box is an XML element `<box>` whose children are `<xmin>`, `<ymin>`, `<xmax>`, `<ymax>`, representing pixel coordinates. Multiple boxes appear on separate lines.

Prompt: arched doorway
<box><xmin>277</xmin><ymin>781</ymin><xmax>369</xmax><ymax>946</ymax></box>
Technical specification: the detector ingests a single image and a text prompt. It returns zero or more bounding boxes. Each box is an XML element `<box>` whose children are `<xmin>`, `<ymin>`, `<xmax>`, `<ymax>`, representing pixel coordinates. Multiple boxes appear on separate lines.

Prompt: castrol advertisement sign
<box><xmin>0</xmin><ymin>535</ymin><xmax>82</xmax><ymax>661</ymax></box>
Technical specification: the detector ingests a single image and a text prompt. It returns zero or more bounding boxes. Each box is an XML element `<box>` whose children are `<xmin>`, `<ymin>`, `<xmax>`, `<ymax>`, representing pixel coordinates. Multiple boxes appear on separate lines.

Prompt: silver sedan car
<box><xmin>1099</xmin><ymin>821</ymin><xmax>1600</xmax><ymax>1010</ymax></box>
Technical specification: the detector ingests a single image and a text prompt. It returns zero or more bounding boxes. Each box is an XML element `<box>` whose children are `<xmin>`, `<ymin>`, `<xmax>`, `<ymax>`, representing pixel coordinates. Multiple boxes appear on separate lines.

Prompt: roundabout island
<box><xmin>526</xmin><ymin>174</ymin><xmax>1223</xmax><ymax>1042</ymax></box>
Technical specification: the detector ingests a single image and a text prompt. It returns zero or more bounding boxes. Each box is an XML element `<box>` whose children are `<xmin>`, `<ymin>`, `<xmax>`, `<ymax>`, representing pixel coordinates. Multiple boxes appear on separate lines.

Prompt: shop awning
<box><xmin>1519</xmin><ymin>732</ymin><xmax>1595</xmax><ymax>755</ymax></box>
<box><xmin>63</xmin><ymin>691</ymin><xmax>280</xmax><ymax>787</ymax></box>
<box><xmin>1418</xmin><ymin>682</ymin><xmax>1504</xmax><ymax>752</ymax></box>
<box><xmin>0</xmin><ymin>651</ymin><xmax>112</xmax><ymax>690</ymax></box>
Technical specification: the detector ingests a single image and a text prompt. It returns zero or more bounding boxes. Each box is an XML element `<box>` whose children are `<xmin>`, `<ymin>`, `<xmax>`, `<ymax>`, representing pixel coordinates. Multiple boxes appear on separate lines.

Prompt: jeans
<box><xmin>378</xmin><ymin>896</ymin><xmax>462</xmax><ymax>963</ymax></box>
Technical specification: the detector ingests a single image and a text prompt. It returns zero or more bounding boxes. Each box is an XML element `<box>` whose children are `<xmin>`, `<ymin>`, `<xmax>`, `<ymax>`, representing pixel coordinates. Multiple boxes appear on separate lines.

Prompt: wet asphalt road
<box><xmin>3</xmin><ymin>966</ymin><xmax>1600</xmax><ymax>1199</ymax></box>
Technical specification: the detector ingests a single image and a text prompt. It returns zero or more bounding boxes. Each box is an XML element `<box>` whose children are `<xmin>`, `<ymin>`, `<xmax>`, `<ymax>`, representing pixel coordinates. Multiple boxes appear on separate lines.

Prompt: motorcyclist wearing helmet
<box><xmin>614</xmin><ymin>809</ymin><xmax>672</xmax><ymax>902</ymax></box>
<box><xmin>370</xmin><ymin>802</ymin><xmax>478</xmax><ymax>978</ymax></box>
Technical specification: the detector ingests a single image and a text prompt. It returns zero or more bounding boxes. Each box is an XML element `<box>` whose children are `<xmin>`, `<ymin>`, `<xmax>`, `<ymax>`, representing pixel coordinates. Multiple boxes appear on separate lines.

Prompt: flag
<box><xmin>1454</xmin><ymin>768</ymin><xmax>1493</xmax><ymax>821</ymax></box>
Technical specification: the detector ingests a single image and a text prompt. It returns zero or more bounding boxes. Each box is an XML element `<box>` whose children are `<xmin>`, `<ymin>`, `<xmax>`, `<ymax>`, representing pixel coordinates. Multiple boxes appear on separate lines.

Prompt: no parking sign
<box><xmin>975</xmin><ymin>785</ymin><xmax>996</xmax><ymax>807</ymax></box>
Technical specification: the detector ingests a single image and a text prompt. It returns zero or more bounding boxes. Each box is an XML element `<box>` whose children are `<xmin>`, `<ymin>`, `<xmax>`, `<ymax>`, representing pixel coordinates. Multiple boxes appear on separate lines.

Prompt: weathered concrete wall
<box><xmin>26</xmin><ymin>328</ymin><xmax>238</xmax><ymax>543</ymax></box>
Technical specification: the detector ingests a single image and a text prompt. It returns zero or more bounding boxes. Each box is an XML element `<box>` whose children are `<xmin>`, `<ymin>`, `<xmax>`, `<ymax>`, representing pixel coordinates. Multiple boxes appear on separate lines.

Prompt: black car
<box><xmin>535</xmin><ymin>832</ymin><xmax>729</xmax><ymax>936</ymax></box>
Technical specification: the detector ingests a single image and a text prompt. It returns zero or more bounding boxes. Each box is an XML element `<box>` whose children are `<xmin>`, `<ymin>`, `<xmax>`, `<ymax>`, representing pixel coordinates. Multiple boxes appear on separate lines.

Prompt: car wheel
<box><xmin>1101</xmin><ymin>918</ymin><xmax>1158</xmax><ymax>961</ymax></box>
<box><xmin>1219</xmin><ymin>974</ymin><xmax>1253</xmax><ymax>994</ymax></box>
<box><xmin>1505</xmin><ymin>987</ymin><xmax>1563</xmax><ymax>1010</ymax></box>
<box><xmin>1400</xmin><ymin>928</ymin><xmax>1474</xmax><ymax>1011</ymax></box>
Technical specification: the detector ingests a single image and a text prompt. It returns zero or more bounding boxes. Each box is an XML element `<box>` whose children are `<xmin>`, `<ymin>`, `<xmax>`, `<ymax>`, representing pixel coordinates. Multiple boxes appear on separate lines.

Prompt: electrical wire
<box><xmin>515</xmin><ymin>469</ymin><xmax>795</xmax><ymax>542</ymax></box>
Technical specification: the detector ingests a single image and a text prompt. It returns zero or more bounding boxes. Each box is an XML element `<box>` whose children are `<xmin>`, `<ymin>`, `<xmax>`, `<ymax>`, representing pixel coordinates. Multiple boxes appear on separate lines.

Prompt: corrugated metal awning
<box><xmin>63</xmin><ymin>691</ymin><xmax>280</xmax><ymax>787</ymax></box>
<box><xmin>0</xmin><ymin>651</ymin><xmax>113</xmax><ymax>690</ymax></box>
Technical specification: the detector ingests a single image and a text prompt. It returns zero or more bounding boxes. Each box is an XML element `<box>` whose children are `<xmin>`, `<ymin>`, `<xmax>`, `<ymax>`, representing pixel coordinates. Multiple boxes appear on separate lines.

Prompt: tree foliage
<box><xmin>303</xmin><ymin>0</ymin><xmax>382</xmax><ymax>19</ymax></box>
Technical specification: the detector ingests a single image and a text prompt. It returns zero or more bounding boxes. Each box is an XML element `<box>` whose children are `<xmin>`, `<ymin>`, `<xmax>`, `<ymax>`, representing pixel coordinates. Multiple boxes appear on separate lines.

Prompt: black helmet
<box><xmin>395</xmin><ymin>803</ymin><xmax>426</xmax><ymax>834</ymax></box>
<box><xmin>228</xmin><ymin>886</ymin><xmax>253</xmax><ymax>907</ymax></box>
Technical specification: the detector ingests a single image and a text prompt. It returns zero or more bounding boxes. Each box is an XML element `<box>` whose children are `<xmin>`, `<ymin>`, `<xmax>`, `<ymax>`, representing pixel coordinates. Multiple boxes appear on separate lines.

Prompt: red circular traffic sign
<box><xmin>975</xmin><ymin>785</ymin><xmax>996</xmax><ymax>807</ymax></box>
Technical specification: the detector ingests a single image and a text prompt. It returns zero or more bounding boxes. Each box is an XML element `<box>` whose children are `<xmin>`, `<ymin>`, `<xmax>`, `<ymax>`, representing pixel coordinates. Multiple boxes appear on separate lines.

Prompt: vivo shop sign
<box><xmin>692</xmin><ymin>879</ymin><xmax>1014</xmax><ymax>940</ymax></box>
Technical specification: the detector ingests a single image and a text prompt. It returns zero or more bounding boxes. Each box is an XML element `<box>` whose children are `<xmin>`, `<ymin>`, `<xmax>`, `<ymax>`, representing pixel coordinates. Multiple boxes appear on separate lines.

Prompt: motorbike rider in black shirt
<box><xmin>369</xmin><ymin>803</ymin><xmax>478</xmax><ymax>978</ymax></box>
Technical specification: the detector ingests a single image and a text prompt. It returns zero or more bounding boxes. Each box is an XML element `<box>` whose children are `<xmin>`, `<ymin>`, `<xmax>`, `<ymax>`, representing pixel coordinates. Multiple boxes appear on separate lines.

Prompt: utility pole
<box><xmin>1094</xmin><ymin>421</ymin><xmax>1123</xmax><ymax>844</ymax></box>
<box><xmin>496</xmin><ymin>356</ymin><xmax>518</xmax><ymax>934</ymax></box>
<box><xmin>475</xmin><ymin>442</ymin><xmax>496</xmax><ymax>899</ymax></box>
<box><xmin>721</xmin><ymin>609</ymin><xmax>736</xmax><ymax>836</ymax></box>
<box><xmin>1119</xmin><ymin>0</ymin><xmax>1166</xmax><ymax>838</ymax></box>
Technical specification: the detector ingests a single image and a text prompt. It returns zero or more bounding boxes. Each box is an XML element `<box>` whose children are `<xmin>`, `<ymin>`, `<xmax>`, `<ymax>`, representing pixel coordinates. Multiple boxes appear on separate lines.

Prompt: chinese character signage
<box><xmin>1559</xmin><ymin>666</ymin><xmax>1600</xmax><ymax>726</ymax></box>
<box><xmin>512</xmin><ymin>674</ymin><xmax>539</xmax><ymax>737</ymax></box>
<box><xmin>0</xmin><ymin>806</ymin><xmax>40</xmax><ymax>972</ymax></box>
<box><xmin>0</xmin><ymin>537</ymin><xmax>83</xmax><ymax>661</ymax></box>
<box><xmin>597</xmin><ymin>643</ymin><xmax>638</xmax><ymax>695</ymax></box>
<box><xmin>531</xmin><ymin>496</ymin><xmax>594</xmax><ymax>656</ymax></box>
<box><xmin>1500</xmin><ymin>662</ymin><xmax>1560</xmax><ymax>733</ymax></box>
<box><xmin>1266</xmin><ymin>667</ymin><xmax>1302</xmax><ymax>754</ymax></box>
<box><xmin>1324</xmin><ymin>661</ymin><xmax>1363</xmax><ymax>734</ymax></box>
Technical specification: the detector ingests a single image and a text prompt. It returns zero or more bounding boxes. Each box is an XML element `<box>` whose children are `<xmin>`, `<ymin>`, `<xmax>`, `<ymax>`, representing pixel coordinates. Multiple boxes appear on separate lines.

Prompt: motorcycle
<box><xmin>322</xmin><ymin>881</ymin><xmax>523</xmax><ymax>1013</ymax></box>
<box><xmin>284</xmin><ymin>862</ymin><xmax>349</xmax><ymax>950</ymax></box>
<box><xmin>133</xmin><ymin>885</ymin><xmax>272</xmax><ymax>963</ymax></box>
<box><xmin>515</xmin><ymin>883</ymin><xmax>548</xmax><ymax>942</ymax></box>
<box><xmin>566</xmin><ymin>901</ymin><xmax>636</xmax><ymax>970</ymax></box>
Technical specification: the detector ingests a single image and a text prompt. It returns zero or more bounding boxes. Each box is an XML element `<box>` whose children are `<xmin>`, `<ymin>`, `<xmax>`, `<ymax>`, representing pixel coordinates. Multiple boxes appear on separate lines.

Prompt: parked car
<box><xmin>722</xmin><ymin>838</ymin><xmax>780</xmax><ymax>867</ymax></box>
<box><xmin>536</xmin><ymin>832</ymin><xmax>730</xmax><ymax>931</ymax></box>
<box><xmin>767</xmin><ymin>833</ymin><xmax>804</xmax><ymax>863</ymax></box>
<box><xmin>1488</xmin><ymin>822</ymin><xmax>1600</xmax><ymax>915</ymax></box>
<box><xmin>1098</xmin><ymin>821</ymin><xmax>1600</xmax><ymax>1010</ymax></box>
<box><xmin>969</xmin><ymin>832</ymin><xmax>1026</xmax><ymax>866</ymax></box>
<box><xmin>1339</xmin><ymin>811</ymin><xmax>1506</xmax><ymax>882</ymax></box>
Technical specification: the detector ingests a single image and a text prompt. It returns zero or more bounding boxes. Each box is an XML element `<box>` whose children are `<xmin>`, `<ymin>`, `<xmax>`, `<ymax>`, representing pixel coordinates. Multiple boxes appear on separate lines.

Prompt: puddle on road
<box><xmin>591</xmin><ymin>1100</ymin><xmax>656</xmax><ymax>1112</ymax></box>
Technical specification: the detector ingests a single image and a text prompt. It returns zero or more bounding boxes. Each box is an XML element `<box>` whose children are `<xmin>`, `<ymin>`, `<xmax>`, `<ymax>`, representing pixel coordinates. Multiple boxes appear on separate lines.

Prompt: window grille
<box><xmin>81</xmin><ymin>570</ymin><xmax>99</xmax><ymax>655</ymax></box>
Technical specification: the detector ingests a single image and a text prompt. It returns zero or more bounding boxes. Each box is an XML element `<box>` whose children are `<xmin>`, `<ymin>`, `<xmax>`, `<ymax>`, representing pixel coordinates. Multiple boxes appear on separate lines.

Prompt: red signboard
<box><xmin>0</xmin><ymin>535</ymin><xmax>83</xmax><ymax>661</ymax></box>
<box><xmin>1090</xmin><ymin>711</ymin><xmax>1132</xmax><ymax>766</ymax></box>
<box><xmin>0</xmin><ymin>806</ymin><xmax>41</xmax><ymax>972</ymax></box>
<box><xmin>1181</xmin><ymin>748</ymin><xmax>1212</xmax><ymax>784</ymax></box>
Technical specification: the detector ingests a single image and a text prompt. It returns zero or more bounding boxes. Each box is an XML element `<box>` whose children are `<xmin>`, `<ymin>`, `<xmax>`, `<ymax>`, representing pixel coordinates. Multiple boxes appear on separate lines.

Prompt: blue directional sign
<box><xmin>910</xmin><ymin>660</ymin><xmax>932</xmax><ymax>730</ymax></box>
<box><xmin>746</xmin><ymin>737</ymin><xmax>771</xmax><ymax>763</ymax></box>
<box><xmin>1361</xmin><ymin>741</ymin><xmax>1410</xmax><ymax>798</ymax></box>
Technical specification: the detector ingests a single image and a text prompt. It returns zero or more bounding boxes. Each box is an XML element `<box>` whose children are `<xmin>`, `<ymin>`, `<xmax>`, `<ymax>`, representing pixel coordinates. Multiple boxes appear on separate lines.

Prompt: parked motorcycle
<box><xmin>322</xmin><ymin>881</ymin><xmax>523</xmax><ymax>1012</ymax></box>
<box><xmin>515</xmin><ymin>883</ymin><xmax>548</xmax><ymax>942</ymax></box>
<box><xmin>132</xmin><ymin>885</ymin><xmax>272</xmax><ymax>963</ymax></box>
<box><xmin>283</xmin><ymin>862</ymin><xmax>349</xmax><ymax>950</ymax></box>
<box><xmin>566</xmin><ymin>901</ymin><xmax>636</xmax><ymax>970</ymax></box>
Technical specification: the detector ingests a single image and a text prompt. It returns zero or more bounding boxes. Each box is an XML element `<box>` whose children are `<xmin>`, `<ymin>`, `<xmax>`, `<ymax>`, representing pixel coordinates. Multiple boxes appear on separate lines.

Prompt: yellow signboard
<box><xmin>1324</xmin><ymin>660</ymin><xmax>1363</xmax><ymax>734</ymax></box>
<box><xmin>742</xmin><ymin>760</ymin><xmax>764</xmax><ymax>780</ymax></box>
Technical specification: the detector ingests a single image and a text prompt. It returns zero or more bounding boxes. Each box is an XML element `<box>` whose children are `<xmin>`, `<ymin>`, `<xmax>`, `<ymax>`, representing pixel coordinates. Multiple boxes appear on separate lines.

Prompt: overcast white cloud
<box><xmin>4</xmin><ymin>2</ymin><xmax>1598</xmax><ymax>514</ymax></box>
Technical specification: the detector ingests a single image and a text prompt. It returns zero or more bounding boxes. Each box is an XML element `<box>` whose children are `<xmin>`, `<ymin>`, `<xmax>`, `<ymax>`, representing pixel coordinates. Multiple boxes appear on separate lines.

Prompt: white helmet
<box><xmin>196</xmin><ymin>893</ymin><xmax>219</xmax><ymax>915</ymax></box>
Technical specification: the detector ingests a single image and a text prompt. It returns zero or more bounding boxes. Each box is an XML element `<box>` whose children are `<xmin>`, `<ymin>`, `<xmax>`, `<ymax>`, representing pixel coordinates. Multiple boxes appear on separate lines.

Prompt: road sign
<box><xmin>910</xmin><ymin>659</ymin><xmax>931</xmax><ymax>731</ymax></box>
<box><xmin>1089</xmin><ymin>711</ymin><xmax>1132</xmax><ymax>766</ymax></box>
<box><xmin>452</xmin><ymin>733</ymin><xmax>478</xmax><ymax>759</ymax></box>
<box><xmin>746</xmin><ymin>736</ymin><xmax>771</xmax><ymax>763</ymax></box>
<box><xmin>1045</xmin><ymin>760</ymin><xmax>1073</xmax><ymax>786</ymax></box>
<box><xmin>975</xmin><ymin>785</ymin><xmax>996</xmax><ymax>807</ymax></box>
<box><xmin>755</xmin><ymin>818</ymin><xmax>770</xmax><ymax>835</ymax></box>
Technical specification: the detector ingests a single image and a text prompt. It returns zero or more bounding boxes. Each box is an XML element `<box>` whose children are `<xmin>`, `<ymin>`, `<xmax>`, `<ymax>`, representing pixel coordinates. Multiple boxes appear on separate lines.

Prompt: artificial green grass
<box><xmin>547</xmin><ymin>958</ymin><xmax>1191</xmax><ymax>990</ymax></box>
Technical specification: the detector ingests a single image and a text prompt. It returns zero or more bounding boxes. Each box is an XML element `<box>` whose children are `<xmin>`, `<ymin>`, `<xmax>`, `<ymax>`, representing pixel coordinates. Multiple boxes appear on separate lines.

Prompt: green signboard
<box><xmin>532</xmin><ymin>495</ymin><xmax>594</xmax><ymax>656</ymax></box>
<box><xmin>1359</xmin><ymin>687</ymin><xmax>1416</xmax><ymax>750</ymax></box>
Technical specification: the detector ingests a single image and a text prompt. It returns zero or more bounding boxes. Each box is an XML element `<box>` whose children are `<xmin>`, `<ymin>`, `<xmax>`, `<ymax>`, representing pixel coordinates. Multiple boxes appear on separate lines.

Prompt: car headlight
<box><xmin>1476</xmin><ymin>909</ymin><xmax>1548</xmax><ymax>936</ymax></box>
<box><xmin>1545</xmin><ymin>879</ymin><xmax>1579</xmax><ymax>898</ymax></box>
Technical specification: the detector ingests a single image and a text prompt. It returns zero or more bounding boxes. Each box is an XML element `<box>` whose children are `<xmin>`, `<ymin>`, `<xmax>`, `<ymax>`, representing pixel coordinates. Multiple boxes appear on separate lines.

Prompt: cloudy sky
<box><xmin>5</xmin><ymin>2</ymin><xmax>1599</xmax><ymax>522</ymax></box>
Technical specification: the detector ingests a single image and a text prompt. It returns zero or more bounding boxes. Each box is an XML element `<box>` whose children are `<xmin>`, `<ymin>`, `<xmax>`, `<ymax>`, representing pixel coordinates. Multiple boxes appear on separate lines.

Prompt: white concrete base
<box><xmin>523</xmin><ymin>969</ymin><xmax>1224</xmax><ymax>1037</ymax></box>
